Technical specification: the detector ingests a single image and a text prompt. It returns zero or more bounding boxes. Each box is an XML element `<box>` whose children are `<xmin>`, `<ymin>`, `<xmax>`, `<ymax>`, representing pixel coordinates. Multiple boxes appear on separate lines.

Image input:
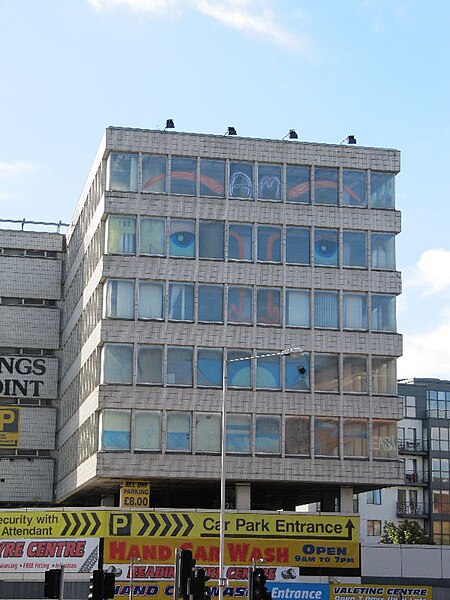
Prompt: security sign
<box><xmin>0</xmin><ymin>407</ymin><xmax>20</xmax><ymax>447</ymax></box>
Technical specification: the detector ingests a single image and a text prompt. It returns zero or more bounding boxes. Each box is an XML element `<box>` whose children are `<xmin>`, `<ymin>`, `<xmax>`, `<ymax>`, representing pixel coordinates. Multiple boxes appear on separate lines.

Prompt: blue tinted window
<box><xmin>286</xmin><ymin>227</ymin><xmax>310</xmax><ymax>264</ymax></box>
<box><xmin>285</xmin><ymin>353</ymin><xmax>310</xmax><ymax>391</ymax></box>
<box><xmin>171</xmin><ymin>157</ymin><xmax>196</xmax><ymax>195</ymax></box>
<box><xmin>198</xmin><ymin>285</ymin><xmax>223</xmax><ymax>323</ymax></box>
<box><xmin>200</xmin><ymin>159</ymin><xmax>225</xmax><ymax>197</ymax></box>
<box><xmin>256</xmin><ymin>351</ymin><xmax>281</xmax><ymax>389</ymax></box>
<box><xmin>315</xmin><ymin>167</ymin><xmax>338</xmax><ymax>205</ymax></box>
<box><xmin>107</xmin><ymin>216</ymin><xmax>136</xmax><ymax>254</ymax></box>
<box><xmin>257</xmin><ymin>226</ymin><xmax>281</xmax><ymax>263</ymax></box>
<box><xmin>167</xmin><ymin>348</ymin><xmax>193</xmax><ymax>386</ymax></box>
<box><xmin>197</xmin><ymin>348</ymin><xmax>223</xmax><ymax>387</ymax></box>
<box><xmin>314</xmin><ymin>229</ymin><xmax>338</xmax><ymax>266</ymax></box>
<box><xmin>315</xmin><ymin>354</ymin><xmax>339</xmax><ymax>392</ymax></box>
<box><xmin>227</xmin><ymin>414</ymin><xmax>251</xmax><ymax>453</ymax></box>
<box><xmin>258</xmin><ymin>164</ymin><xmax>282</xmax><ymax>201</ymax></box>
<box><xmin>101</xmin><ymin>410</ymin><xmax>131</xmax><ymax>450</ymax></box>
<box><xmin>255</xmin><ymin>415</ymin><xmax>281</xmax><ymax>453</ymax></box>
<box><xmin>168</xmin><ymin>283</ymin><xmax>194</xmax><ymax>321</ymax></box>
<box><xmin>257</xmin><ymin>288</ymin><xmax>281</xmax><ymax>325</ymax></box>
<box><xmin>166</xmin><ymin>412</ymin><xmax>191</xmax><ymax>451</ymax></box>
<box><xmin>227</xmin><ymin>350</ymin><xmax>252</xmax><ymax>388</ymax></box>
<box><xmin>228</xmin><ymin>287</ymin><xmax>252</xmax><ymax>324</ymax></box>
<box><xmin>230</xmin><ymin>162</ymin><xmax>253</xmax><ymax>199</ymax></box>
<box><xmin>286</xmin><ymin>166</ymin><xmax>310</xmax><ymax>203</ymax></box>
<box><xmin>199</xmin><ymin>221</ymin><xmax>224</xmax><ymax>259</ymax></box>
<box><xmin>371</xmin><ymin>294</ymin><xmax>396</xmax><ymax>332</ymax></box>
<box><xmin>108</xmin><ymin>153</ymin><xmax>138</xmax><ymax>191</ymax></box>
<box><xmin>169</xmin><ymin>220</ymin><xmax>195</xmax><ymax>257</ymax></box>
<box><xmin>140</xmin><ymin>218</ymin><xmax>165</xmax><ymax>255</ymax></box>
<box><xmin>343</xmin><ymin>170</ymin><xmax>366</xmax><ymax>206</ymax></box>
<box><xmin>371</xmin><ymin>233</ymin><xmax>395</xmax><ymax>269</ymax></box>
<box><xmin>371</xmin><ymin>172</ymin><xmax>395</xmax><ymax>208</ymax></box>
<box><xmin>343</xmin><ymin>293</ymin><xmax>367</xmax><ymax>330</ymax></box>
<box><xmin>315</xmin><ymin>291</ymin><xmax>338</xmax><ymax>329</ymax></box>
<box><xmin>286</xmin><ymin>289</ymin><xmax>310</xmax><ymax>327</ymax></box>
<box><xmin>142</xmin><ymin>155</ymin><xmax>166</xmax><ymax>193</ymax></box>
<box><xmin>343</xmin><ymin>231</ymin><xmax>367</xmax><ymax>268</ymax></box>
<box><xmin>229</xmin><ymin>224</ymin><xmax>253</xmax><ymax>261</ymax></box>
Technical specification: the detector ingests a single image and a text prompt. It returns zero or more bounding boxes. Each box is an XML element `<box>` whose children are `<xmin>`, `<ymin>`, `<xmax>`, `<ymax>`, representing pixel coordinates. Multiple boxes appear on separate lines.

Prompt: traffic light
<box><xmin>188</xmin><ymin>567</ymin><xmax>210</xmax><ymax>600</ymax></box>
<box><xmin>44</xmin><ymin>568</ymin><xmax>62</xmax><ymax>599</ymax></box>
<box><xmin>250</xmin><ymin>567</ymin><xmax>271</xmax><ymax>600</ymax></box>
<box><xmin>178</xmin><ymin>548</ymin><xmax>196</xmax><ymax>600</ymax></box>
<box><xmin>103</xmin><ymin>572</ymin><xmax>116</xmax><ymax>599</ymax></box>
<box><xmin>88</xmin><ymin>569</ymin><xmax>103</xmax><ymax>600</ymax></box>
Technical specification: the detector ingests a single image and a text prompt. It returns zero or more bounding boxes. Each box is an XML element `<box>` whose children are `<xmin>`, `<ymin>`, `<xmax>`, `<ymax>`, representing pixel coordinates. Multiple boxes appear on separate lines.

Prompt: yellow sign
<box><xmin>330</xmin><ymin>585</ymin><xmax>432</xmax><ymax>599</ymax></box>
<box><xmin>0</xmin><ymin>407</ymin><xmax>20</xmax><ymax>447</ymax></box>
<box><xmin>120</xmin><ymin>480</ymin><xmax>150</xmax><ymax>508</ymax></box>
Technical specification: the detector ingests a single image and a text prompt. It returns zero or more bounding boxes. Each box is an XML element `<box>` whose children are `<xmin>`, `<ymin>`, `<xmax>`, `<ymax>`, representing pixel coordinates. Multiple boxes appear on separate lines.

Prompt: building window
<box><xmin>257</xmin><ymin>225</ymin><xmax>281</xmax><ymax>263</ymax></box>
<box><xmin>107</xmin><ymin>153</ymin><xmax>138</xmax><ymax>192</ymax></box>
<box><xmin>367</xmin><ymin>520</ymin><xmax>382</xmax><ymax>536</ymax></box>
<box><xmin>343</xmin><ymin>169</ymin><xmax>366</xmax><ymax>207</ymax></box>
<box><xmin>371</xmin><ymin>233</ymin><xmax>396</xmax><ymax>270</ymax></box>
<box><xmin>167</xmin><ymin>347</ymin><xmax>193</xmax><ymax>386</ymax></box>
<box><xmin>257</xmin><ymin>288</ymin><xmax>281</xmax><ymax>325</ymax></box>
<box><xmin>199</xmin><ymin>221</ymin><xmax>225</xmax><ymax>259</ymax></box>
<box><xmin>343</xmin><ymin>231</ymin><xmax>367</xmax><ymax>268</ymax></box>
<box><xmin>258</xmin><ymin>164</ymin><xmax>282</xmax><ymax>201</ymax></box>
<box><xmin>367</xmin><ymin>489</ymin><xmax>382</xmax><ymax>505</ymax></box>
<box><xmin>343</xmin><ymin>355</ymin><xmax>367</xmax><ymax>393</ymax></box>
<box><xmin>286</xmin><ymin>166</ymin><xmax>310</xmax><ymax>203</ymax></box>
<box><xmin>286</xmin><ymin>227</ymin><xmax>310</xmax><ymax>265</ymax></box>
<box><xmin>433</xmin><ymin>490</ymin><xmax>450</xmax><ymax>515</ymax></box>
<box><xmin>197</xmin><ymin>348</ymin><xmax>223</xmax><ymax>387</ymax></box>
<box><xmin>166</xmin><ymin>412</ymin><xmax>191</xmax><ymax>451</ymax></box>
<box><xmin>142</xmin><ymin>155</ymin><xmax>166</xmax><ymax>193</ymax></box>
<box><xmin>198</xmin><ymin>285</ymin><xmax>223</xmax><ymax>323</ymax></box>
<box><xmin>255</xmin><ymin>415</ymin><xmax>281</xmax><ymax>454</ymax></box>
<box><xmin>433</xmin><ymin>521</ymin><xmax>450</xmax><ymax>545</ymax></box>
<box><xmin>107</xmin><ymin>216</ymin><xmax>136</xmax><ymax>254</ymax></box>
<box><xmin>314</xmin><ymin>291</ymin><xmax>338</xmax><ymax>329</ymax></box>
<box><xmin>227</xmin><ymin>350</ymin><xmax>252</xmax><ymax>388</ymax></box>
<box><xmin>103</xmin><ymin>344</ymin><xmax>133</xmax><ymax>384</ymax></box>
<box><xmin>200</xmin><ymin>159</ymin><xmax>225</xmax><ymax>197</ymax></box>
<box><xmin>285</xmin><ymin>353</ymin><xmax>310</xmax><ymax>391</ymax></box>
<box><xmin>134</xmin><ymin>411</ymin><xmax>161</xmax><ymax>450</ymax></box>
<box><xmin>343</xmin><ymin>418</ymin><xmax>368</xmax><ymax>457</ymax></box>
<box><xmin>227</xmin><ymin>414</ymin><xmax>251</xmax><ymax>453</ymax></box>
<box><xmin>256</xmin><ymin>350</ymin><xmax>281</xmax><ymax>389</ymax></box>
<box><xmin>432</xmin><ymin>458</ymin><xmax>449</xmax><ymax>482</ymax></box>
<box><xmin>100</xmin><ymin>409</ymin><xmax>131</xmax><ymax>450</ymax></box>
<box><xmin>404</xmin><ymin>395</ymin><xmax>416</xmax><ymax>418</ymax></box>
<box><xmin>140</xmin><ymin>218</ymin><xmax>166</xmax><ymax>255</ymax></box>
<box><xmin>372</xmin><ymin>419</ymin><xmax>397</xmax><ymax>459</ymax></box>
<box><xmin>431</xmin><ymin>427</ymin><xmax>450</xmax><ymax>452</ymax></box>
<box><xmin>229</xmin><ymin>161</ymin><xmax>253</xmax><ymax>199</ymax></box>
<box><xmin>228</xmin><ymin>224</ymin><xmax>253</xmax><ymax>261</ymax></box>
<box><xmin>372</xmin><ymin>357</ymin><xmax>397</xmax><ymax>395</ymax></box>
<box><xmin>427</xmin><ymin>390</ymin><xmax>450</xmax><ymax>418</ymax></box>
<box><xmin>138</xmin><ymin>281</ymin><xmax>164</xmax><ymax>320</ymax></box>
<box><xmin>314</xmin><ymin>417</ymin><xmax>339</xmax><ymax>457</ymax></box>
<box><xmin>314</xmin><ymin>167</ymin><xmax>338</xmax><ymax>205</ymax></box>
<box><xmin>169</xmin><ymin>220</ymin><xmax>195</xmax><ymax>258</ymax></box>
<box><xmin>314</xmin><ymin>229</ymin><xmax>338</xmax><ymax>266</ymax></box>
<box><xmin>168</xmin><ymin>283</ymin><xmax>194</xmax><ymax>321</ymax></box>
<box><xmin>343</xmin><ymin>292</ymin><xmax>367</xmax><ymax>330</ymax></box>
<box><xmin>228</xmin><ymin>286</ymin><xmax>252</xmax><ymax>324</ymax></box>
<box><xmin>371</xmin><ymin>294</ymin><xmax>396</xmax><ymax>332</ymax></box>
<box><xmin>195</xmin><ymin>413</ymin><xmax>221</xmax><ymax>453</ymax></box>
<box><xmin>171</xmin><ymin>157</ymin><xmax>196</xmax><ymax>195</ymax></box>
<box><xmin>371</xmin><ymin>172</ymin><xmax>395</xmax><ymax>209</ymax></box>
<box><xmin>314</xmin><ymin>354</ymin><xmax>339</xmax><ymax>392</ymax></box>
<box><xmin>137</xmin><ymin>346</ymin><xmax>163</xmax><ymax>385</ymax></box>
<box><xmin>286</xmin><ymin>289</ymin><xmax>310</xmax><ymax>328</ymax></box>
<box><xmin>285</xmin><ymin>416</ymin><xmax>310</xmax><ymax>455</ymax></box>
<box><xmin>105</xmin><ymin>279</ymin><xmax>134</xmax><ymax>319</ymax></box>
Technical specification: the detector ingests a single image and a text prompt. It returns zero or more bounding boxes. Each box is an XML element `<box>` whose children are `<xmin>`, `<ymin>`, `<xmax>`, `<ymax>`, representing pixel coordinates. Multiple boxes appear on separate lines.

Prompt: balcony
<box><xmin>398</xmin><ymin>439</ymin><xmax>427</xmax><ymax>453</ymax></box>
<box><xmin>397</xmin><ymin>502</ymin><xmax>427</xmax><ymax>517</ymax></box>
<box><xmin>404</xmin><ymin>471</ymin><xmax>428</xmax><ymax>484</ymax></box>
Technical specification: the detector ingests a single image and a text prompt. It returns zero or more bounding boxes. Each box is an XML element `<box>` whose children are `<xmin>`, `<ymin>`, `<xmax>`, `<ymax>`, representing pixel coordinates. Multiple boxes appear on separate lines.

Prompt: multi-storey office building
<box><xmin>55</xmin><ymin>127</ymin><xmax>403</xmax><ymax>510</ymax></box>
<box><xmin>0</xmin><ymin>227</ymin><xmax>64</xmax><ymax>504</ymax></box>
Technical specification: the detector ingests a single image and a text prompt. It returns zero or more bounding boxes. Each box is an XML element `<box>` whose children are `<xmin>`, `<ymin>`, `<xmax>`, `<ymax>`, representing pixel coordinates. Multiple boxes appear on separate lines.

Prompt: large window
<box><xmin>169</xmin><ymin>220</ymin><xmax>195</xmax><ymax>258</ymax></box>
<box><xmin>257</xmin><ymin>288</ymin><xmax>281</xmax><ymax>325</ymax></box>
<box><xmin>195</xmin><ymin>413</ymin><xmax>221</xmax><ymax>452</ymax></box>
<box><xmin>431</xmin><ymin>427</ymin><xmax>450</xmax><ymax>452</ymax></box>
<box><xmin>371</xmin><ymin>233</ymin><xmax>395</xmax><ymax>270</ymax></box>
<box><xmin>256</xmin><ymin>351</ymin><xmax>280</xmax><ymax>389</ymax></box>
<box><xmin>171</xmin><ymin>157</ymin><xmax>196</xmax><ymax>195</ymax></box>
<box><xmin>255</xmin><ymin>415</ymin><xmax>281</xmax><ymax>453</ymax></box>
<box><xmin>314</xmin><ymin>291</ymin><xmax>338</xmax><ymax>329</ymax></box>
<box><xmin>168</xmin><ymin>283</ymin><xmax>194</xmax><ymax>321</ymax></box>
<box><xmin>137</xmin><ymin>346</ymin><xmax>163</xmax><ymax>384</ymax></box>
<box><xmin>315</xmin><ymin>167</ymin><xmax>338</xmax><ymax>205</ymax></box>
<box><xmin>285</xmin><ymin>353</ymin><xmax>310</xmax><ymax>391</ymax></box>
<box><xmin>343</xmin><ymin>231</ymin><xmax>367</xmax><ymax>268</ymax></box>
<box><xmin>343</xmin><ymin>170</ymin><xmax>366</xmax><ymax>207</ymax></box>
<box><xmin>343</xmin><ymin>418</ymin><xmax>368</xmax><ymax>457</ymax></box>
<box><xmin>315</xmin><ymin>354</ymin><xmax>339</xmax><ymax>392</ymax></box>
<box><xmin>372</xmin><ymin>357</ymin><xmax>397</xmax><ymax>394</ymax></box>
<box><xmin>286</xmin><ymin>289</ymin><xmax>310</xmax><ymax>327</ymax></box>
<box><xmin>167</xmin><ymin>347</ymin><xmax>193</xmax><ymax>386</ymax></box>
<box><xmin>198</xmin><ymin>285</ymin><xmax>223</xmax><ymax>323</ymax></box>
<box><xmin>286</xmin><ymin>166</ymin><xmax>310</xmax><ymax>203</ymax></box>
<box><xmin>227</xmin><ymin>414</ymin><xmax>251</xmax><ymax>453</ymax></box>
<box><xmin>228</xmin><ymin>287</ymin><xmax>252</xmax><ymax>324</ymax></box>
<box><xmin>314</xmin><ymin>229</ymin><xmax>338</xmax><ymax>266</ymax></box>
<box><xmin>371</xmin><ymin>172</ymin><xmax>395</xmax><ymax>208</ymax></box>
<box><xmin>314</xmin><ymin>417</ymin><xmax>339</xmax><ymax>456</ymax></box>
<box><xmin>200</xmin><ymin>159</ymin><xmax>225</xmax><ymax>197</ymax></box>
<box><xmin>103</xmin><ymin>344</ymin><xmax>133</xmax><ymax>384</ymax></box>
<box><xmin>285</xmin><ymin>416</ymin><xmax>310</xmax><ymax>455</ymax></box>
<box><xmin>367</xmin><ymin>520</ymin><xmax>382</xmax><ymax>536</ymax></box>
<box><xmin>228</xmin><ymin>224</ymin><xmax>253</xmax><ymax>261</ymax></box>
<box><xmin>166</xmin><ymin>412</ymin><xmax>191</xmax><ymax>451</ymax></box>
<box><xmin>372</xmin><ymin>419</ymin><xmax>397</xmax><ymax>458</ymax></box>
<box><xmin>227</xmin><ymin>350</ymin><xmax>252</xmax><ymax>388</ymax></box>
<box><xmin>257</xmin><ymin>226</ymin><xmax>281</xmax><ymax>263</ymax></box>
<box><xmin>343</xmin><ymin>293</ymin><xmax>367</xmax><ymax>330</ymax></box>
<box><xmin>343</xmin><ymin>356</ymin><xmax>367</xmax><ymax>392</ymax></box>
<box><xmin>197</xmin><ymin>348</ymin><xmax>222</xmax><ymax>387</ymax></box>
<box><xmin>101</xmin><ymin>410</ymin><xmax>131</xmax><ymax>450</ymax></box>
<box><xmin>258</xmin><ymin>164</ymin><xmax>282</xmax><ymax>201</ymax></box>
<box><xmin>140</xmin><ymin>218</ymin><xmax>165</xmax><ymax>255</ymax></box>
<box><xmin>138</xmin><ymin>281</ymin><xmax>164</xmax><ymax>320</ymax></box>
<box><xmin>135</xmin><ymin>411</ymin><xmax>161</xmax><ymax>450</ymax></box>
<box><xmin>142</xmin><ymin>155</ymin><xmax>166</xmax><ymax>193</ymax></box>
<box><xmin>371</xmin><ymin>294</ymin><xmax>396</xmax><ymax>332</ymax></box>
<box><xmin>105</xmin><ymin>279</ymin><xmax>134</xmax><ymax>319</ymax></box>
<box><xmin>286</xmin><ymin>227</ymin><xmax>310</xmax><ymax>264</ymax></box>
<box><xmin>199</xmin><ymin>221</ymin><xmax>224</xmax><ymax>259</ymax></box>
<box><xmin>107</xmin><ymin>216</ymin><xmax>136</xmax><ymax>254</ymax></box>
<box><xmin>108</xmin><ymin>153</ymin><xmax>138</xmax><ymax>191</ymax></box>
<box><xmin>230</xmin><ymin>162</ymin><xmax>253</xmax><ymax>199</ymax></box>
<box><xmin>432</xmin><ymin>458</ymin><xmax>449</xmax><ymax>482</ymax></box>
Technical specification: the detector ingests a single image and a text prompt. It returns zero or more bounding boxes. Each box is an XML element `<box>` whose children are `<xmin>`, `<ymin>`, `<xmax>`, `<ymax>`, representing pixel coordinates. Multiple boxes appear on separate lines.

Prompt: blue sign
<box><xmin>268</xmin><ymin>582</ymin><xmax>329</xmax><ymax>600</ymax></box>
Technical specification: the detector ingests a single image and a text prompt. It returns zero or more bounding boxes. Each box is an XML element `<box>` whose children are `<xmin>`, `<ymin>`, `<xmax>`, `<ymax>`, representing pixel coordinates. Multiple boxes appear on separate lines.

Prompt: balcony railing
<box><xmin>405</xmin><ymin>471</ymin><xmax>428</xmax><ymax>484</ymax></box>
<box><xmin>398</xmin><ymin>439</ymin><xmax>427</xmax><ymax>453</ymax></box>
<box><xmin>397</xmin><ymin>502</ymin><xmax>427</xmax><ymax>517</ymax></box>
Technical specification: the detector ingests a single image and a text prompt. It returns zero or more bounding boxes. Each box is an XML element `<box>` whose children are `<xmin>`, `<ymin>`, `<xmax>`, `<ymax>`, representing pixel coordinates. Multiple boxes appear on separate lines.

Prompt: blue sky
<box><xmin>1</xmin><ymin>0</ymin><xmax>449</xmax><ymax>379</ymax></box>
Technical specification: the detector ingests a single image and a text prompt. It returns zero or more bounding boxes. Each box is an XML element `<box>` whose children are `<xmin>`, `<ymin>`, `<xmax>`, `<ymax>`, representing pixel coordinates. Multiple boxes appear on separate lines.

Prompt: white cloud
<box><xmin>0</xmin><ymin>161</ymin><xmax>34</xmax><ymax>178</ymax></box>
<box><xmin>86</xmin><ymin>0</ymin><xmax>310</xmax><ymax>55</ymax></box>
<box><xmin>409</xmin><ymin>248</ymin><xmax>450</xmax><ymax>295</ymax></box>
<box><xmin>398</xmin><ymin>321</ymin><xmax>450</xmax><ymax>380</ymax></box>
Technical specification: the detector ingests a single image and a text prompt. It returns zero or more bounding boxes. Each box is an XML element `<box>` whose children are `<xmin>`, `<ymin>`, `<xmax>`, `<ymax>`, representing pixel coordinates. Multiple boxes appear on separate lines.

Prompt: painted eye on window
<box><xmin>315</xmin><ymin>238</ymin><xmax>337</xmax><ymax>258</ymax></box>
<box><xmin>170</xmin><ymin>231</ymin><xmax>195</xmax><ymax>248</ymax></box>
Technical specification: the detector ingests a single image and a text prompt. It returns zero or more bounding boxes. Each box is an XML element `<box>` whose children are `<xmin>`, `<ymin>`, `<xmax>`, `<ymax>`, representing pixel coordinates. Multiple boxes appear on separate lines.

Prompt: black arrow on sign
<box><xmin>172</xmin><ymin>513</ymin><xmax>183</xmax><ymax>537</ymax></box>
<box><xmin>137</xmin><ymin>513</ymin><xmax>151</xmax><ymax>536</ymax></box>
<box><xmin>160</xmin><ymin>513</ymin><xmax>171</xmax><ymax>537</ymax></box>
<box><xmin>80</xmin><ymin>513</ymin><xmax>91</xmax><ymax>536</ymax></box>
<box><xmin>182</xmin><ymin>513</ymin><xmax>194</xmax><ymax>537</ymax></box>
<box><xmin>91</xmin><ymin>512</ymin><xmax>101</xmax><ymax>536</ymax></box>
<box><xmin>344</xmin><ymin>519</ymin><xmax>356</xmax><ymax>540</ymax></box>
<box><xmin>69</xmin><ymin>512</ymin><xmax>81</xmax><ymax>536</ymax></box>
<box><xmin>61</xmin><ymin>513</ymin><xmax>71</xmax><ymax>536</ymax></box>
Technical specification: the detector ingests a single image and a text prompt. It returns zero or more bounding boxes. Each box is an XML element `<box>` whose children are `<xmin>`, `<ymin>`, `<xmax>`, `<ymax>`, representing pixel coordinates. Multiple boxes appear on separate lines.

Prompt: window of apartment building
<box><xmin>343</xmin><ymin>418</ymin><xmax>368</xmax><ymax>457</ymax></box>
<box><xmin>371</xmin><ymin>172</ymin><xmax>395</xmax><ymax>208</ymax></box>
<box><xmin>314</xmin><ymin>229</ymin><xmax>338</xmax><ymax>266</ymax></box>
<box><xmin>372</xmin><ymin>357</ymin><xmax>397</xmax><ymax>394</ymax></box>
<box><xmin>227</xmin><ymin>286</ymin><xmax>252</xmax><ymax>324</ymax></box>
<box><xmin>286</xmin><ymin>166</ymin><xmax>310</xmax><ymax>204</ymax></box>
<box><xmin>142</xmin><ymin>155</ymin><xmax>166</xmax><ymax>193</ymax></box>
<box><xmin>198</xmin><ymin>285</ymin><xmax>223</xmax><ymax>323</ymax></box>
<box><xmin>371</xmin><ymin>294</ymin><xmax>396</xmax><ymax>332</ymax></box>
<box><xmin>140</xmin><ymin>218</ymin><xmax>166</xmax><ymax>255</ymax></box>
<box><xmin>433</xmin><ymin>521</ymin><xmax>450</xmax><ymax>545</ymax></box>
<box><xmin>256</xmin><ymin>351</ymin><xmax>281</xmax><ymax>389</ymax></box>
<box><xmin>343</xmin><ymin>170</ymin><xmax>366</xmax><ymax>207</ymax></box>
<box><xmin>228</xmin><ymin>224</ymin><xmax>253</xmax><ymax>261</ymax></box>
<box><xmin>432</xmin><ymin>458</ymin><xmax>450</xmax><ymax>482</ymax></box>
<box><xmin>314</xmin><ymin>167</ymin><xmax>338</xmax><ymax>205</ymax></box>
<box><xmin>433</xmin><ymin>490</ymin><xmax>450</xmax><ymax>515</ymax></box>
<box><xmin>367</xmin><ymin>520</ymin><xmax>382</xmax><ymax>536</ymax></box>
<box><xmin>427</xmin><ymin>390</ymin><xmax>450</xmax><ymax>418</ymax></box>
<box><xmin>343</xmin><ymin>293</ymin><xmax>367</xmax><ymax>330</ymax></box>
<box><xmin>257</xmin><ymin>225</ymin><xmax>281</xmax><ymax>263</ymax></box>
<box><xmin>372</xmin><ymin>419</ymin><xmax>397</xmax><ymax>458</ymax></box>
<box><xmin>257</xmin><ymin>288</ymin><xmax>281</xmax><ymax>325</ymax></box>
<box><xmin>100</xmin><ymin>409</ymin><xmax>131</xmax><ymax>450</ymax></box>
<box><xmin>431</xmin><ymin>427</ymin><xmax>450</xmax><ymax>451</ymax></box>
<box><xmin>286</xmin><ymin>226</ymin><xmax>310</xmax><ymax>265</ymax></box>
<box><xmin>285</xmin><ymin>416</ymin><xmax>310</xmax><ymax>455</ymax></box>
<box><xmin>258</xmin><ymin>164</ymin><xmax>282</xmax><ymax>201</ymax></box>
<box><xmin>134</xmin><ymin>411</ymin><xmax>161</xmax><ymax>450</ymax></box>
<box><xmin>195</xmin><ymin>413</ymin><xmax>221</xmax><ymax>453</ymax></box>
<box><xmin>314</xmin><ymin>291</ymin><xmax>338</xmax><ymax>329</ymax></box>
<box><xmin>200</xmin><ymin>159</ymin><xmax>225</xmax><ymax>197</ymax></box>
<box><xmin>138</xmin><ymin>281</ymin><xmax>164</xmax><ymax>320</ymax></box>
<box><xmin>169</xmin><ymin>220</ymin><xmax>195</xmax><ymax>258</ymax></box>
<box><xmin>107</xmin><ymin>216</ymin><xmax>136</xmax><ymax>254</ymax></box>
<box><xmin>371</xmin><ymin>233</ymin><xmax>396</xmax><ymax>270</ymax></box>
<box><xmin>227</xmin><ymin>350</ymin><xmax>252</xmax><ymax>388</ymax></box>
<box><xmin>104</xmin><ymin>279</ymin><xmax>134</xmax><ymax>319</ymax></box>
<box><xmin>343</xmin><ymin>356</ymin><xmax>367</xmax><ymax>393</ymax></box>
<box><xmin>314</xmin><ymin>354</ymin><xmax>339</xmax><ymax>392</ymax></box>
<box><xmin>255</xmin><ymin>415</ymin><xmax>281</xmax><ymax>454</ymax></box>
<box><xmin>103</xmin><ymin>344</ymin><xmax>133</xmax><ymax>384</ymax></box>
<box><xmin>107</xmin><ymin>153</ymin><xmax>138</xmax><ymax>192</ymax></box>
<box><xmin>285</xmin><ymin>353</ymin><xmax>310</xmax><ymax>391</ymax></box>
<box><xmin>227</xmin><ymin>414</ymin><xmax>251</xmax><ymax>453</ymax></box>
<box><xmin>166</xmin><ymin>412</ymin><xmax>191</xmax><ymax>451</ymax></box>
<box><xmin>314</xmin><ymin>417</ymin><xmax>339</xmax><ymax>457</ymax></box>
<box><xmin>367</xmin><ymin>489</ymin><xmax>382</xmax><ymax>505</ymax></box>
<box><xmin>404</xmin><ymin>395</ymin><xmax>417</xmax><ymax>418</ymax></box>
<box><xmin>285</xmin><ymin>289</ymin><xmax>310</xmax><ymax>328</ymax></box>
<box><xmin>137</xmin><ymin>346</ymin><xmax>163</xmax><ymax>385</ymax></box>
<box><xmin>171</xmin><ymin>157</ymin><xmax>197</xmax><ymax>196</ymax></box>
<box><xmin>229</xmin><ymin>162</ymin><xmax>254</xmax><ymax>199</ymax></box>
<box><xmin>168</xmin><ymin>283</ymin><xmax>194</xmax><ymax>321</ymax></box>
<box><xmin>199</xmin><ymin>221</ymin><xmax>224</xmax><ymax>259</ymax></box>
<box><xmin>167</xmin><ymin>347</ymin><xmax>193</xmax><ymax>386</ymax></box>
<box><xmin>197</xmin><ymin>348</ymin><xmax>222</xmax><ymax>387</ymax></box>
<box><xmin>343</xmin><ymin>231</ymin><xmax>367</xmax><ymax>267</ymax></box>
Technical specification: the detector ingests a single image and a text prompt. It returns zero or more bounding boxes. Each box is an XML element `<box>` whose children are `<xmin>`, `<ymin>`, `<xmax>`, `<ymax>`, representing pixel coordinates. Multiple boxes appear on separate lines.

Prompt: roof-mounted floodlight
<box><xmin>283</xmin><ymin>129</ymin><xmax>298</xmax><ymax>140</ymax></box>
<box><xmin>341</xmin><ymin>134</ymin><xmax>356</xmax><ymax>144</ymax></box>
<box><xmin>225</xmin><ymin>126</ymin><xmax>237</xmax><ymax>136</ymax></box>
<box><xmin>165</xmin><ymin>119</ymin><xmax>175</xmax><ymax>130</ymax></box>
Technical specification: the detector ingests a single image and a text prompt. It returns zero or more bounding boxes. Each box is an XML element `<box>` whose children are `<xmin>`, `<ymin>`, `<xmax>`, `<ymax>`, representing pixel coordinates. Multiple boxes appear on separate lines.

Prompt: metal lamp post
<box><xmin>218</xmin><ymin>347</ymin><xmax>304</xmax><ymax>600</ymax></box>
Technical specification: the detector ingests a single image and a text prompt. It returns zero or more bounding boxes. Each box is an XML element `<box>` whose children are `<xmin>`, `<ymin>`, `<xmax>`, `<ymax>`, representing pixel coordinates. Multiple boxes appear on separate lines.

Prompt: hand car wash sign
<box><xmin>0</xmin><ymin>355</ymin><xmax>57</xmax><ymax>399</ymax></box>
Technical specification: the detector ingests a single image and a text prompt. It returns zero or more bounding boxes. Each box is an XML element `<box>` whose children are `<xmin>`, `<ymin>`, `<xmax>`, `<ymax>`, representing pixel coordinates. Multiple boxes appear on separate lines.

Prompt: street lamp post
<box><xmin>218</xmin><ymin>347</ymin><xmax>304</xmax><ymax>600</ymax></box>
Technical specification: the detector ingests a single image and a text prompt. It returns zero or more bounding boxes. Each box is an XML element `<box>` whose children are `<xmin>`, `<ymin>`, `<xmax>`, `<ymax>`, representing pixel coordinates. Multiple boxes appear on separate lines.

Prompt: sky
<box><xmin>1</xmin><ymin>0</ymin><xmax>449</xmax><ymax>380</ymax></box>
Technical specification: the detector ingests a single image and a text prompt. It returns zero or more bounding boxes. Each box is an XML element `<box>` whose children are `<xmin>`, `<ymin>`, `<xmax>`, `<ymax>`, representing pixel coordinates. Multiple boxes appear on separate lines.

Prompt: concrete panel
<box><xmin>0</xmin><ymin>458</ymin><xmax>54</xmax><ymax>503</ymax></box>
<box><xmin>0</xmin><ymin>306</ymin><xmax>60</xmax><ymax>348</ymax></box>
<box><xmin>0</xmin><ymin>256</ymin><xmax>61</xmax><ymax>299</ymax></box>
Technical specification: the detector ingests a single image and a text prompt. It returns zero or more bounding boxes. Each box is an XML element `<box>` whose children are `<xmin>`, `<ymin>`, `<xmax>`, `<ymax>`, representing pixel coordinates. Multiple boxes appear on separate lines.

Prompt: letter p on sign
<box><xmin>0</xmin><ymin>409</ymin><xmax>18</xmax><ymax>431</ymax></box>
